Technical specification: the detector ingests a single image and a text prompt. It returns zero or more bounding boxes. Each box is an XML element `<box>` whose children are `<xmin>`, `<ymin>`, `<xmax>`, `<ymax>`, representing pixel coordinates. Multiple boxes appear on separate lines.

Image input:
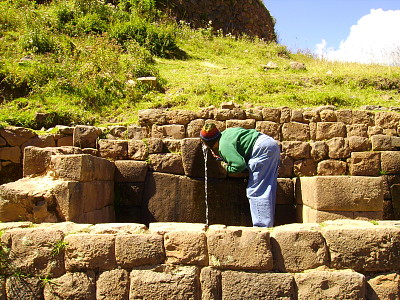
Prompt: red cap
<box><xmin>200</xmin><ymin>123</ymin><xmax>221</xmax><ymax>141</ymax></box>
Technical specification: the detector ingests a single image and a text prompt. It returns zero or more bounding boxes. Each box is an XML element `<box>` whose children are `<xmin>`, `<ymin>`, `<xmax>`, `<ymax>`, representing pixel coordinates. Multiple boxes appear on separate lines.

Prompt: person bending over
<box><xmin>200</xmin><ymin>123</ymin><xmax>280</xmax><ymax>227</ymax></box>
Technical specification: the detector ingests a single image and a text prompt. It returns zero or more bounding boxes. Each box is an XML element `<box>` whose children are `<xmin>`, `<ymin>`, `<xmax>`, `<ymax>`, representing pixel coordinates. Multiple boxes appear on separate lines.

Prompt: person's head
<box><xmin>200</xmin><ymin>123</ymin><xmax>221</xmax><ymax>149</ymax></box>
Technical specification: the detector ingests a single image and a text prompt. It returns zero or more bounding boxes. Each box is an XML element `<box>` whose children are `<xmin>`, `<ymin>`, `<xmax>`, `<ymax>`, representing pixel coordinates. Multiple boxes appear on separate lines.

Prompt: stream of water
<box><xmin>202</xmin><ymin>144</ymin><xmax>209</xmax><ymax>225</ymax></box>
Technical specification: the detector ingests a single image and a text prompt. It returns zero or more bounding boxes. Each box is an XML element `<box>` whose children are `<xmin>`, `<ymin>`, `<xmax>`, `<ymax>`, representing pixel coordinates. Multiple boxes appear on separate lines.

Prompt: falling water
<box><xmin>202</xmin><ymin>143</ymin><xmax>209</xmax><ymax>225</ymax></box>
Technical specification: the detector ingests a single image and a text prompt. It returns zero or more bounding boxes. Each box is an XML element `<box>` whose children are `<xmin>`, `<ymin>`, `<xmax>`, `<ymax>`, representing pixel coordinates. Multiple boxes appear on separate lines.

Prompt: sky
<box><xmin>264</xmin><ymin>0</ymin><xmax>400</xmax><ymax>65</ymax></box>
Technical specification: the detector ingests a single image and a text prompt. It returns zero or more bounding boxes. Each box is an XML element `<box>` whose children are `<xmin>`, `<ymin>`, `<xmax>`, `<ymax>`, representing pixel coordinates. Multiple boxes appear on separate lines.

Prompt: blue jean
<box><xmin>246</xmin><ymin>134</ymin><xmax>280</xmax><ymax>227</ymax></box>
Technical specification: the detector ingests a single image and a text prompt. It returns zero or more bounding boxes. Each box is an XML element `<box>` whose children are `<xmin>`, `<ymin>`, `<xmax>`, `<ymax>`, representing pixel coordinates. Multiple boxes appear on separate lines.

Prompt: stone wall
<box><xmin>157</xmin><ymin>0</ymin><xmax>276</xmax><ymax>41</ymax></box>
<box><xmin>0</xmin><ymin>220</ymin><xmax>399</xmax><ymax>299</ymax></box>
<box><xmin>1</xmin><ymin>104</ymin><xmax>400</xmax><ymax>226</ymax></box>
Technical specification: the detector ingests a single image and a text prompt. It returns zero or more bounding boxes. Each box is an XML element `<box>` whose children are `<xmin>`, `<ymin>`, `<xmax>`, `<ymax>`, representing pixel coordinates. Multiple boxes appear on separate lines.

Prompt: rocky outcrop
<box><xmin>157</xmin><ymin>0</ymin><xmax>276</xmax><ymax>41</ymax></box>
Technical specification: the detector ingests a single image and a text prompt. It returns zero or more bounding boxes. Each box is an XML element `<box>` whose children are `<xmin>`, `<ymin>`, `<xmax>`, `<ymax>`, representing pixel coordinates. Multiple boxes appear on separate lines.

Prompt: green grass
<box><xmin>0</xmin><ymin>0</ymin><xmax>399</xmax><ymax>128</ymax></box>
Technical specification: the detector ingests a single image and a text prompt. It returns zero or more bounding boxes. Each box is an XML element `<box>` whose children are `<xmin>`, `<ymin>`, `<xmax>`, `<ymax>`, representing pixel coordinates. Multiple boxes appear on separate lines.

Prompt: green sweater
<box><xmin>218</xmin><ymin>127</ymin><xmax>260</xmax><ymax>173</ymax></box>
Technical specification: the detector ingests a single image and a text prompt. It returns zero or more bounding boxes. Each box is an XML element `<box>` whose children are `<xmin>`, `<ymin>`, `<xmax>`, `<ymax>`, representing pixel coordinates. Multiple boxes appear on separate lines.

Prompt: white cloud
<box><xmin>316</xmin><ymin>9</ymin><xmax>400</xmax><ymax>66</ymax></box>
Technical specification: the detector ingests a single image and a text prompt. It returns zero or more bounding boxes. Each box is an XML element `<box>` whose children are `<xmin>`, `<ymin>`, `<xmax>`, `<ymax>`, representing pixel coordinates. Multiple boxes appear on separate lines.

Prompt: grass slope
<box><xmin>1</xmin><ymin>0</ymin><xmax>400</xmax><ymax>129</ymax></box>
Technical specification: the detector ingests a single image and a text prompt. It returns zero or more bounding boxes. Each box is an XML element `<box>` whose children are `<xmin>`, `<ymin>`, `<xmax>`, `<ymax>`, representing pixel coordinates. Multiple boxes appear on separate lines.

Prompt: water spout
<box><xmin>202</xmin><ymin>143</ymin><xmax>209</xmax><ymax>225</ymax></box>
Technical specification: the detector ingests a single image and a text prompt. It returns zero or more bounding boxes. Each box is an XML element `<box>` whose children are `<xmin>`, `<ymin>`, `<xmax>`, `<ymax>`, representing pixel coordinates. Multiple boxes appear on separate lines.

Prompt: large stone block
<box><xmin>128</xmin><ymin>139</ymin><xmax>148</xmax><ymax>160</ymax></box>
<box><xmin>6</xmin><ymin>276</ymin><xmax>43</xmax><ymax>300</ymax></box>
<box><xmin>142</xmin><ymin>173</ymin><xmax>207</xmax><ymax>224</ymax></box>
<box><xmin>96</xmin><ymin>269</ymin><xmax>130</xmax><ymax>300</ymax></box>
<box><xmin>207</xmin><ymin>226</ymin><xmax>273</xmax><ymax>270</ymax></box>
<box><xmin>293</xmin><ymin>159</ymin><xmax>317</xmax><ymax>177</ymax></box>
<box><xmin>0</xmin><ymin>127</ymin><xmax>36</xmax><ymax>146</ymax></box>
<box><xmin>115</xmin><ymin>234</ymin><xmax>164</xmax><ymax>268</ymax></box>
<box><xmin>167</xmin><ymin>110</ymin><xmax>196</xmax><ymax>125</ymax></box>
<box><xmin>23</xmin><ymin>146</ymin><xmax>82</xmax><ymax>177</ymax></box>
<box><xmin>346</xmin><ymin>124</ymin><xmax>368</xmax><ymax>137</ymax></box>
<box><xmin>255</xmin><ymin>121</ymin><xmax>281</xmax><ymax>141</ymax></box>
<box><xmin>381</xmin><ymin>151</ymin><xmax>400</xmax><ymax>174</ymax></box>
<box><xmin>0</xmin><ymin>146</ymin><xmax>20</xmax><ymax>163</ymax></box>
<box><xmin>152</xmin><ymin>124</ymin><xmax>186</xmax><ymax>139</ymax></box>
<box><xmin>130</xmin><ymin>265</ymin><xmax>201</xmax><ymax>300</ymax></box>
<box><xmin>127</xmin><ymin>125</ymin><xmax>148</xmax><ymax>139</ymax></box>
<box><xmin>297</xmin><ymin>205</ymin><xmax>354</xmax><ymax>223</ymax></box>
<box><xmin>262</xmin><ymin>107</ymin><xmax>280</xmax><ymax>122</ymax></box>
<box><xmin>271</xmin><ymin>225</ymin><xmax>329</xmax><ymax>272</ymax></box>
<box><xmin>295</xmin><ymin>270</ymin><xmax>366</xmax><ymax>300</ymax></box>
<box><xmin>371</xmin><ymin>134</ymin><xmax>393</xmax><ymax>151</ymax></box>
<box><xmin>138</xmin><ymin>109</ymin><xmax>167</xmax><ymax>126</ymax></box>
<box><xmin>73</xmin><ymin>125</ymin><xmax>102</xmax><ymax>148</ymax></box>
<box><xmin>317</xmin><ymin>160</ymin><xmax>347</xmax><ymax>176</ymax></box>
<box><xmin>64</xmin><ymin>234</ymin><xmax>116</xmax><ymax>271</ymax></box>
<box><xmin>353</xmin><ymin>110</ymin><xmax>374</xmax><ymax>125</ymax></box>
<box><xmin>43</xmin><ymin>271</ymin><xmax>96</xmax><ymax>300</ymax></box>
<box><xmin>322</xmin><ymin>226</ymin><xmax>400</xmax><ymax>272</ymax></box>
<box><xmin>375</xmin><ymin>111</ymin><xmax>400</xmax><ymax>129</ymax></box>
<box><xmin>349</xmin><ymin>152</ymin><xmax>380</xmax><ymax>176</ymax></box>
<box><xmin>310</xmin><ymin>141</ymin><xmax>328</xmax><ymax>162</ymax></box>
<box><xmin>281</xmin><ymin>141</ymin><xmax>310</xmax><ymax>159</ymax></box>
<box><xmin>21</xmin><ymin>134</ymin><xmax>56</xmax><ymax>151</ymax></box>
<box><xmin>367</xmin><ymin>273</ymin><xmax>400</xmax><ymax>300</ymax></box>
<box><xmin>282</xmin><ymin>122</ymin><xmax>310</xmax><ymax>141</ymax></box>
<box><xmin>326</xmin><ymin>137</ymin><xmax>350</xmax><ymax>159</ymax></box>
<box><xmin>348</xmin><ymin>136</ymin><xmax>372</xmax><ymax>152</ymax></box>
<box><xmin>148</xmin><ymin>153</ymin><xmax>184</xmax><ymax>175</ymax></box>
<box><xmin>316</xmin><ymin>122</ymin><xmax>346</xmax><ymax>140</ymax></box>
<box><xmin>221</xmin><ymin>271</ymin><xmax>295</xmax><ymax>299</ymax></box>
<box><xmin>295</xmin><ymin>176</ymin><xmax>383</xmax><ymax>211</ymax></box>
<box><xmin>200</xmin><ymin>267</ymin><xmax>222</xmax><ymax>300</ymax></box>
<box><xmin>98</xmin><ymin>139</ymin><xmax>128</xmax><ymax>160</ymax></box>
<box><xmin>1</xmin><ymin>228</ymin><xmax>65</xmax><ymax>277</ymax></box>
<box><xmin>49</xmin><ymin>154</ymin><xmax>115</xmax><ymax>181</ymax></box>
<box><xmin>164</xmin><ymin>231</ymin><xmax>208</xmax><ymax>266</ymax></box>
<box><xmin>114</xmin><ymin>160</ymin><xmax>148</xmax><ymax>182</ymax></box>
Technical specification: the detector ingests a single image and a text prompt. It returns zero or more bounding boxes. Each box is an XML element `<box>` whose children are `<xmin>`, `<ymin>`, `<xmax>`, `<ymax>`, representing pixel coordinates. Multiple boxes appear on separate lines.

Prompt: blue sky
<box><xmin>264</xmin><ymin>0</ymin><xmax>400</xmax><ymax>65</ymax></box>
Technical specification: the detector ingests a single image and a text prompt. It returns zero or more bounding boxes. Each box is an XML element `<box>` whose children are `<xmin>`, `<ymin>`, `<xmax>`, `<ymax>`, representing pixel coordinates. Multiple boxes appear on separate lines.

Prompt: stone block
<box><xmin>52</xmin><ymin>181</ymin><xmax>84</xmax><ymax>221</ymax></box>
<box><xmin>349</xmin><ymin>152</ymin><xmax>381</xmax><ymax>176</ymax></box>
<box><xmin>281</xmin><ymin>141</ymin><xmax>310</xmax><ymax>159</ymax></box>
<box><xmin>381</xmin><ymin>151</ymin><xmax>400</xmax><ymax>174</ymax></box>
<box><xmin>245</xmin><ymin>108</ymin><xmax>263</xmax><ymax>120</ymax></box>
<box><xmin>367</xmin><ymin>273</ymin><xmax>400</xmax><ymax>300</ymax></box>
<box><xmin>347</xmin><ymin>124</ymin><xmax>368</xmax><ymax>137</ymax></box>
<box><xmin>226</xmin><ymin>119</ymin><xmax>256</xmax><ymax>129</ymax></box>
<box><xmin>310</xmin><ymin>141</ymin><xmax>328</xmax><ymax>162</ymax></box>
<box><xmin>293</xmin><ymin>159</ymin><xmax>317</xmax><ymax>177</ymax></box>
<box><xmin>353</xmin><ymin>110</ymin><xmax>374</xmax><ymax>125</ymax></box>
<box><xmin>295</xmin><ymin>176</ymin><xmax>383</xmax><ymax>211</ymax></box>
<box><xmin>207</xmin><ymin>226</ymin><xmax>273</xmax><ymax>270</ymax></box>
<box><xmin>80</xmin><ymin>181</ymin><xmax>114</xmax><ymax>212</ymax></box>
<box><xmin>164</xmin><ymin>231</ymin><xmax>208</xmax><ymax>266</ymax></box>
<box><xmin>271</xmin><ymin>226</ymin><xmax>329</xmax><ymax>272</ymax></box>
<box><xmin>0</xmin><ymin>146</ymin><xmax>20</xmax><ymax>163</ymax></box>
<box><xmin>0</xmin><ymin>127</ymin><xmax>36</xmax><ymax>146</ymax></box>
<box><xmin>128</xmin><ymin>139</ymin><xmax>148</xmax><ymax>160</ymax></box>
<box><xmin>326</xmin><ymin>137</ymin><xmax>350</xmax><ymax>159</ymax></box>
<box><xmin>200</xmin><ymin>267</ymin><xmax>222</xmax><ymax>300</ymax></box>
<box><xmin>290</xmin><ymin>109</ymin><xmax>304</xmax><ymax>122</ymax></box>
<box><xmin>348</xmin><ymin>136</ymin><xmax>372</xmax><ymax>152</ymax></box>
<box><xmin>166</xmin><ymin>110</ymin><xmax>196</xmax><ymax>125</ymax></box>
<box><xmin>371</xmin><ymin>134</ymin><xmax>393</xmax><ymax>151</ymax></box>
<box><xmin>163</xmin><ymin>138</ymin><xmax>182</xmax><ymax>153</ymax></box>
<box><xmin>295</xmin><ymin>270</ymin><xmax>366</xmax><ymax>300</ymax></box>
<box><xmin>43</xmin><ymin>271</ymin><xmax>96</xmax><ymax>300</ymax></box>
<box><xmin>147</xmin><ymin>138</ymin><xmax>163</xmax><ymax>153</ymax></box>
<box><xmin>276</xmin><ymin>178</ymin><xmax>294</xmax><ymax>205</ymax></box>
<box><xmin>115</xmin><ymin>234</ymin><xmax>164</xmax><ymax>268</ymax></box>
<box><xmin>138</xmin><ymin>108</ymin><xmax>167</xmax><ymax>126</ymax></box>
<box><xmin>181</xmin><ymin>138</ymin><xmax>206</xmax><ymax>178</ymax></box>
<box><xmin>1</xmin><ymin>228</ymin><xmax>65</xmax><ymax>277</ymax></box>
<box><xmin>98</xmin><ymin>139</ymin><xmax>128</xmax><ymax>160</ymax></box>
<box><xmin>127</xmin><ymin>125</ymin><xmax>148</xmax><ymax>139</ymax></box>
<box><xmin>49</xmin><ymin>154</ymin><xmax>115</xmax><ymax>181</ymax></box>
<box><xmin>255</xmin><ymin>121</ymin><xmax>281</xmax><ymax>141</ymax></box>
<box><xmin>277</xmin><ymin>154</ymin><xmax>294</xmax><ymax>178</ymax></box>
<box><xmin>149</xmin><ymin>222</ymin><xmax>207</xmax><ymax>235</ymax></box>
<box><xmin>303</xmin><ymin>110</ymin><xmax>320</xmax><ymax>123</ymax></box>
<box><xmin>152</xmin><ymin>124</ymin><xmax>186</xmax><ymax>139</ymax></box>
<box><xmin>336</xmin><ymin>109</ymin><xmax>352</xmax><ymax>124</ymax></box>
<box><xmin>317</xmin><ymin>160</ymin><xmax>347</xmax><ymax>176</ymax></box>
<box><xmin>97</xmin><ymin>269</ymin><xmax>130</xmax><ymax>300</ymax></box>
<box><xmin>114</xmin><ymin>160</ymin><xmax>148</xmax><ymax>182</ymax></box>
<box><xmin>148</xmin><ymin>153</ymin><xmax>184</xmax><ymax>174</ymax></box>
<box><xmin>186</xmin><ymin>119</ymin><xmax>205</xmax><ymax>138</ymax></box>
<box><xmin>280</xmin><ymin>106</ymin><xmax>292</xmax><ymax>123</ymax></box>
<box><xmin>73</xmin><ymin>125</ymin><xmax>101</xmax><ymax>148</ymax></box>
<box><xmin>282</xmin><ymin>122</ymin><xmax>310</xmax><ymax>141</ymax></box>
<box><xmin>322</xmin><ymin>226</ymin><xmax>400</xmax><ymax>272</ymax></box>
<box><xmin>21</xmin><ymin>134</ymin><xmax>56</xmax><ymax>151</ymax></box>
<box><xmin>262</xmin><ymin>107</ymin><xmax>280</xmax><ymax>122</ymax></box>
<box><xmin>221</xmin><ymin>271</ymin><xmax>296</xmax><ymax>299</ymax></box>
<box><xmin>65</xmin><ymin>234</ymin><xmax>116</xmax><ymax>271</ymax></box>
<box><xmin>316</xmin><ymin>122</ymin><xmax>346</xmax><ymax>140</ymax></box>
<box><xmin>142</xmin><ymin>173</ymin><xmax>207</xmax><ymax>224</ymax></box>
<box><xmin>375</xmin><ymin>111</ymin><xmax>400</xmax><ymax>129</ymax></box>
<box><xmin>57</xmin><ymin>135</ymin><xmax>73</xmax><ymax>146</ymax></box>
<box><xmin>6</xmin><ymin>276</ymin><xmax>43</xmax><ymax>300</ymax></box>
<box><xmin>320</xmin><ymin>109</ymin><xmax>337</xmax><ymax>122</ymax></box>
<box><xmin>130</xmin><ymin>265</ymin><xmax>200</xmax><ymax>300</ymax></box>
